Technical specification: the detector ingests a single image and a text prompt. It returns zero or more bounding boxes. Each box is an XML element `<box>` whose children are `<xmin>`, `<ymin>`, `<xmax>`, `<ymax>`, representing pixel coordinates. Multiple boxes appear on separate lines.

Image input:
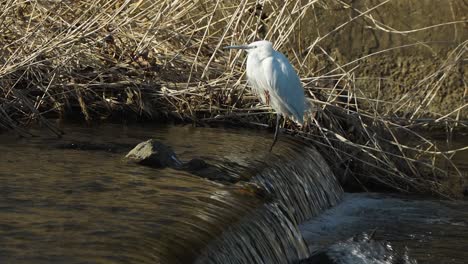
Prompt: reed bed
<box><xmin>1</xmin><ymin>0</ymin><xmax>466</xmax><ymax>197</ymax></box>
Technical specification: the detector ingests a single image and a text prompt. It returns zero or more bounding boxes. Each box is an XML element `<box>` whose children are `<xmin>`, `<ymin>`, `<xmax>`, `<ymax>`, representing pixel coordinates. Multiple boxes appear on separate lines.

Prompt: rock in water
<box><xmin>125</xmin><ymin>139</ymin><xmax>242</xmax><ymax>184</ymax></box>
<box><xmin>125</xmin><ymin>139</ymin><xmax>183</xmax><ymax>168</ymax></box>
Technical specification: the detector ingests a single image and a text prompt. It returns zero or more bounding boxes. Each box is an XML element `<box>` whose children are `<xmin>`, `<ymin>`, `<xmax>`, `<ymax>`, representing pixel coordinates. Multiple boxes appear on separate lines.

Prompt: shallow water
<box><xmin>300</xmin><ymin>193</ymin><xmax>468</xmax><ymax>264</ymax></box>
<box><xmin>0</xmin><ymin>122</ymin><xmax>466</xmax><ymax>264</ymax></box>
<box><xmin>0</xmin><ymin>123</ymin><xmax>288</xmax><ymax>263</ymax></box>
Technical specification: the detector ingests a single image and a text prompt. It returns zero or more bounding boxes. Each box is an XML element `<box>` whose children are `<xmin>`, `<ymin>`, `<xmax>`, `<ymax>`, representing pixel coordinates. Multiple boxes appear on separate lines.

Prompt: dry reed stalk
<box><xmin>0</xmin><ymin>0</ymin><xmax>466</xmax><ymax>196</ymax></box>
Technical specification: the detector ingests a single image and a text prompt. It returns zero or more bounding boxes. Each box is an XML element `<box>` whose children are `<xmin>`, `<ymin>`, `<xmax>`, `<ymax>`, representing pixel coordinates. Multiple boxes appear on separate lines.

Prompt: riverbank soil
<box><xmin>297</xmin><ymin>0</ymin><xmax>467</xmax><ymax>118</ymax></box>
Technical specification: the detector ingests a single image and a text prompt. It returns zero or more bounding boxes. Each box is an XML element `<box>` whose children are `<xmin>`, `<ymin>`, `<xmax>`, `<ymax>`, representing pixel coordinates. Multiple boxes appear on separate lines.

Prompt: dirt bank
<box><xmin>297</xmin><ymin>0</ymin><xmax>467</xmax><ymax>118</ymax></box>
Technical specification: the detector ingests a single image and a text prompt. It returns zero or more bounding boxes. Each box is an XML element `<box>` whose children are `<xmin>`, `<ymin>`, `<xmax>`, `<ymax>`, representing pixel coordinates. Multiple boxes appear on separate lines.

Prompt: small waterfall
<box><xmin>195</xmin><ymin>139</ymin><xmax>343</xmax><ymax>263</ymax></box>
<box><xmin>195</xmin><ymin>204</ymin><xmax>309</xmax><ymax>264</ymax></box>
<box><xmin>0</xmin><ymin>124</ymin><xmax>343</xmax><ymax>264</ymax></box>
<box><xmin>253</xmin><ymin>140</ymin><xmax>343</xmax><ymax>223</ymax></box>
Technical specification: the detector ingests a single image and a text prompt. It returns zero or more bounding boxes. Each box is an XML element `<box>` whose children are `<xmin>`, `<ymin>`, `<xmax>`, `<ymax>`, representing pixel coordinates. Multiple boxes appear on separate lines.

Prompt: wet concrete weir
<box><xmin>195</xmin><ymin>139</ymin><xmax>343</xmax><ymax>263</ymax></box>
<box><xmin>0</xmin><ymin>124</ymin><xmax>342</xmax><ymax>264</ymax></box>
<box><xmin>1</xmin><ymin>123</ymin><xmax>467</xmax><ymax>263</ymax></box>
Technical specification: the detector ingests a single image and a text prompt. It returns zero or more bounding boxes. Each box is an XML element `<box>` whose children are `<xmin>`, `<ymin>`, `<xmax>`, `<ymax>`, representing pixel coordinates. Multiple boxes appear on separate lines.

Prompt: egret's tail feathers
<box><xmin>291</xmin><ymin>98</ymin><xmax>318</xmax><ymax>126</ymax></box>
<box><xmin>285</xmin><ymin>107</ymin><xmax>304</xmax><ymax>126</ymax></box>
<box><xmin>300</xmin><ymin>99</ymin><xmax>321</xmax><ymax>125</ymax></box>
<box><xmin>293</xmin><ymin>107</ymin><xmax>304</xmax><ymax>126</ymax></box>
<box><xmin>295</xmin><ymin>116</ymin><xmax>304</xmax><ymax>126</ymax></box>
<box><xmin>290</xmin><ymin>115</ymin><xmax>304</xmax><ymax>126</ymax></box>
<box><xmin>290</xmin><ymin>99</ymin><xmax>321</xmax><ymax>126</ymax></box>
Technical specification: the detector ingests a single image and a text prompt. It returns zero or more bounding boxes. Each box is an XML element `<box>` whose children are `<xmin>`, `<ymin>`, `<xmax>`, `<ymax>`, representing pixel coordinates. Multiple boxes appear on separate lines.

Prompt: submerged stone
<box><xmin>183</xmin><ymin>158</ymin><xmax>208</xmax><ymax>171</ymax></box>
<box><xmin>125</xmin><ymin>139</ymin><xmax>239</xmax><ymax>183</ymax></box>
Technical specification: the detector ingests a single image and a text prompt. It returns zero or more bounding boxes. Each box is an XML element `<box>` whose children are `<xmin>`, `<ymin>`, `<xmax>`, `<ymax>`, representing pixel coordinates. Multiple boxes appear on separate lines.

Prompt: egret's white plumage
<box><xmin>244</xmin><ymin>41</ymin><xmax>305</xmax><ymax>124</ymax></box>
<box><xmin>225</xmin><ymin>40</ymin><xmax>306</xmax><ymax>151</ymax></box>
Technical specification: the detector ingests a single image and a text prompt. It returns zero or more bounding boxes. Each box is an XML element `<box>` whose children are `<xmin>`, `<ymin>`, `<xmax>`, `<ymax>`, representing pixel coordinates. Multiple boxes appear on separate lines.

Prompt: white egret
<box><xmin>224</xmin><ymin>40</ymin><xmax>305</xmax><ymax>151</ymax></box>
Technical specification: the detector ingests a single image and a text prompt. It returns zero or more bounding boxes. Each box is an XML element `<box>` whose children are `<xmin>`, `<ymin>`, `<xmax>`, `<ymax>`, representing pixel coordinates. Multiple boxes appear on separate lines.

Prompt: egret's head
<box><xmin>224</xmin><ymin>40</ymin><xmax>273</xmax><ymax>54</ymax></box>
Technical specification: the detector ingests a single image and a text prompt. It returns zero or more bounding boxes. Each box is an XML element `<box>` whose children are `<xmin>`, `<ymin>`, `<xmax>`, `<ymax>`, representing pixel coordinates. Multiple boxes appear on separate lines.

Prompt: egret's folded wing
<box><xmin>265</xmin><ymin>52</ymin><xmax>305</xmax><ymax>124</ymax></box>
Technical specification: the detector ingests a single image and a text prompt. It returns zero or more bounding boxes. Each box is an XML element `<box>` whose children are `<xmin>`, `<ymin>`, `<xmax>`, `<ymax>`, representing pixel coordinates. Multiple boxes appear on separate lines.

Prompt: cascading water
<box><xmin>0</xmin><ymin>123</ymin><xmax>343</xmax><ymax>264</ymax></box>
<box><xmin>195</xmin><ymin>139</ymin><xmax>343</xmax><ymax>264</ymax></box>
<box><xmin>252</xmin><ymin>140</ymin><xmax>343</xmax><ymax>223</ymax></box>
<box><xmin>195</xmin><ymin>204</ymin><xmax>309</xmax><ymax>264</ymax></box>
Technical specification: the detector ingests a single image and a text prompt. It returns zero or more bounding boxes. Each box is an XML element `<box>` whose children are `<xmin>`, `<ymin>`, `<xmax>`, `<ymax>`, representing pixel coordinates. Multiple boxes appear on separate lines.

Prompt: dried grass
<box><xmin>1</xmin><ymin>0</ymin><xmax>466</xmax><ymax>197</ymax></box>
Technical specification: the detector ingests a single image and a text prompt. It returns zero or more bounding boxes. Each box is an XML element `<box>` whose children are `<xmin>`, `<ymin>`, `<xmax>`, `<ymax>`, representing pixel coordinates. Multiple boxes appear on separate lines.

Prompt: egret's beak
<box><xmin>223</xmin><ymin>45</ymin><xmax>252</xmax><ymax>50</ymax></box>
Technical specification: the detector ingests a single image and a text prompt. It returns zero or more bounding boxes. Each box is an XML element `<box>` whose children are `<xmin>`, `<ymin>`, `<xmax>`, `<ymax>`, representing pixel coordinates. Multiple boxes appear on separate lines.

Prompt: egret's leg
<box><xmin>264</xmin><ymin>90</ymin><xmax>270</xmax><ymax>105</ymax></box>
<box><xmin>269</xmin><ymin>114</ymin><xmax>281</xmax><ymax>152</ymax></box>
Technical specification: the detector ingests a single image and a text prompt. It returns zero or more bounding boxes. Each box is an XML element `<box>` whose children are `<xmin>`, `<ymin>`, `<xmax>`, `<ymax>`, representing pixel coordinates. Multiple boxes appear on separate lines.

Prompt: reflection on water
<box><xmin>0</xmin><ymin>123</ymin><xmax>298</xmax><ymax>263</ymax></box>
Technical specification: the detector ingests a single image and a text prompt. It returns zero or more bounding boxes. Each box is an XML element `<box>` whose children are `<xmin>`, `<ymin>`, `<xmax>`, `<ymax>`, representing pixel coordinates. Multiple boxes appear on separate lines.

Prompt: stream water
<box><xmin>0</xmin><ymin>124</ymin><xmax>250</xmax><ymax>263</ymax></box>
<box><xmin>0</xmin><ymin>122</ymin><xmax>466</xmax><ymax>264</ymax></box>
<box><xmin>300</xmin><ymin>193</ymin><xmax>468</xmax><ymax>264</ymax></box>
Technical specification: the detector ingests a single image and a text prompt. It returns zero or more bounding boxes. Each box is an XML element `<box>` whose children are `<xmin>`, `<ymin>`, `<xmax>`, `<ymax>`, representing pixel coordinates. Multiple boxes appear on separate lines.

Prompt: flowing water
<box><xmin>0</xmin><ymin>122</ymin><xmax>342</xmax><ymax>263</ymax></box>
<box><xmin>0</xmin><ymin>122</ymin><xmax>466</xmax><ymax>264</ymax></box>
<box><xmin>195</xmin><ymin>134</ymin><xmax>343</xmax><ymax>263</ymax></box>
<box><xmin>300</xmin><ymin>193</ymin><xmax>468</xmax><ymax>264</ymax></box>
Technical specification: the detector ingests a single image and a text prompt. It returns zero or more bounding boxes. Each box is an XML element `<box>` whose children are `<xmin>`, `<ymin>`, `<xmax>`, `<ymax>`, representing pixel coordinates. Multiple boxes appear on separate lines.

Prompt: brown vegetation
<box><xmin>0</xmin><ymin>0</ymin><xmax>466</xmax><ymax>197</ymax></box>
